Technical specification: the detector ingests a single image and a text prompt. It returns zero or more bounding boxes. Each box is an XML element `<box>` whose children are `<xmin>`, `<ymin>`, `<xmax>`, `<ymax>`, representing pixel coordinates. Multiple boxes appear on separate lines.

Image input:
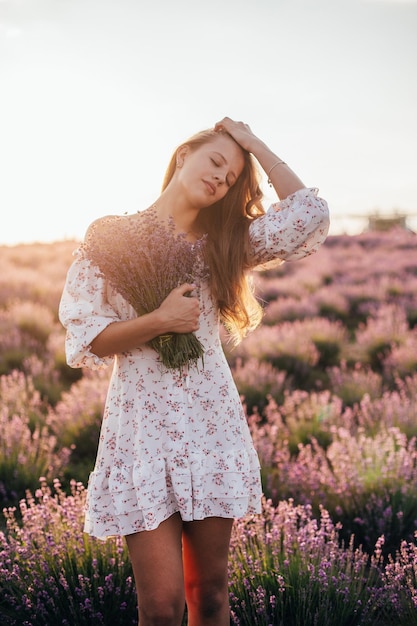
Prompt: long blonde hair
<box><xmin>162</xmin><ymin>129</ymin><xmax>265</xmax><ymax>345</ymax></box>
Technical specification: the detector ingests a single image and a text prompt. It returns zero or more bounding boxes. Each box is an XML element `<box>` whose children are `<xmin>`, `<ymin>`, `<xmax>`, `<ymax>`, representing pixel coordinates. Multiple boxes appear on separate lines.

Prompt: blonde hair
<box><xmin>162</xmin><ymin>129</ymin><xmax>265</xmax><ymax>345</ymax></box>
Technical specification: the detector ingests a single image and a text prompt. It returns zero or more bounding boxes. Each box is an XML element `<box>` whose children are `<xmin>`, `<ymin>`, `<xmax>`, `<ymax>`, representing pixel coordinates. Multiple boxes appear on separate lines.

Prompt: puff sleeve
<box><xmin>59</xmin><ymin>251</ymin><xmax>120</xmax><ymax>370</ymax></box>
<box><xmin>248</xmin><ymin>187</ymin><xmax>329</xmax><ymax>268</ymax></box>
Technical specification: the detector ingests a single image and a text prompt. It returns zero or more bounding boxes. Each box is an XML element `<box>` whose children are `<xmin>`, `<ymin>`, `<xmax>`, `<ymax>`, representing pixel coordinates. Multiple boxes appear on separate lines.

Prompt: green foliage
<box><xmin>1</xmin><ymin>231</ymin><xmax>417</xmax><ymax>623</ymax></box>
<box><xmin>0</xmin><ymin>415</ymin><xmax>69</xmax><ymax>505</ymax></box>
<box><xmin>232</xmin><ymin>358</ymin><xmax>286</xmax><ymax>414</ymax></box>
<box><xmin>0</xmin><ymin>481</ymin><xmax>138</xmax><ymax>625</ymax></box>
<box><xmin>229</xmin><ymin>500</ymin><xmax>391</xmax><ymax>626</ymax></box>
<box><xmin>61</xmin><ymin>417</ymin><xmax>99</xmax><ymax>486</ymax></box>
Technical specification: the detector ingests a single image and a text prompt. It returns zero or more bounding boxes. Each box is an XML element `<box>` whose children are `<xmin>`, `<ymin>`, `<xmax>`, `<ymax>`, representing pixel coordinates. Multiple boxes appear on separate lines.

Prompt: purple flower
<box><xmin>83</xmin><ymin>208</ymin><xmax>208</xmax><ymax>370</ymax></box>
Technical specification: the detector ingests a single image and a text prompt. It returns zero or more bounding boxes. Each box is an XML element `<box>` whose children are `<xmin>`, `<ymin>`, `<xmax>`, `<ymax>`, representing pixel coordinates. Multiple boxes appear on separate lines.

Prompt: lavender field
<box><xmin>1</xmin><ymin>229</ymin><xmax>417</xmax><ymax>625</ymax></box>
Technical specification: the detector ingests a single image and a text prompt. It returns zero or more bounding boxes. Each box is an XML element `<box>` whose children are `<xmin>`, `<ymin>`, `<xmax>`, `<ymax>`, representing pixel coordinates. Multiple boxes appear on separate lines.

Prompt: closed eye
<box><xmin>210</xmin><ymin>153</ymin><xmax>237</xmax><ymax>188</ymax></box>
<box><xmin>210</xmin><ymin>154</ymin><xmax>237</xmax><ymax>187</ymax></box>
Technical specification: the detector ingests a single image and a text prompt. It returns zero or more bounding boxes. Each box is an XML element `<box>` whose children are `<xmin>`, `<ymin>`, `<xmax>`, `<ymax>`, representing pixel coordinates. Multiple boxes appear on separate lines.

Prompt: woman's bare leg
<box><xmin>125</xmin><ymin>512</ymin><xmax>185</xmax><ymax>626</ymax></box>
<box><xmin>182</xmin><ymin>517</ymin><xmax>233</xmax><ymax>626</ymax></box>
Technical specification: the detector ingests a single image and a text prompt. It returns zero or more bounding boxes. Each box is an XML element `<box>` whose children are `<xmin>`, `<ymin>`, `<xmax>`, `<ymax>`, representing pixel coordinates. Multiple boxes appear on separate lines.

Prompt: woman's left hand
<box><xmin>215</xmin><ymin>116</ymin><xmax>307</xmax><ymax>199</ymax></box>
<box><xmin>214</xmin><ymin>117</ymin><xmax>262</xmax><ymax>153</ymax></box>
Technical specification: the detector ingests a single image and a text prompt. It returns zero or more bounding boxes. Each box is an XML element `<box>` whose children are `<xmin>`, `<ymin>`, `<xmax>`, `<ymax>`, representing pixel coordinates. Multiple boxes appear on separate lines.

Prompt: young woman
<box><xmin>59</xmin><ymin>117</ymin><xmax>329</xmax><ymax>626</ymax></box>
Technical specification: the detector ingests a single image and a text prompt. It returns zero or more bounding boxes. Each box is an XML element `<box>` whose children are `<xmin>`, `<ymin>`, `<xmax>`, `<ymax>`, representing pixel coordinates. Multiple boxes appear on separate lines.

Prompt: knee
<box><xmin>200</xmin><ymin>589</ymin><xmax>225</xmax><ymax>619</ymax></box>
<box><xmin>186</xmin><ymin>581</ymin><xmax>228</xmax><ymax>619</ymax></box>
<box><xmin>139</xmin><ymin>594</ymin><xmax>185</xmax><ymax>626</ymax></box>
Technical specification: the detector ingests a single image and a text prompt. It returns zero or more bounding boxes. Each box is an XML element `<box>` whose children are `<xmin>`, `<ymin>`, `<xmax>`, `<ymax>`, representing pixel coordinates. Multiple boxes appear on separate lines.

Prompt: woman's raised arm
<box><xmin>214</xmin><ymin>117</ymin><xmax>306</xmax><ymax>199</ymax></box>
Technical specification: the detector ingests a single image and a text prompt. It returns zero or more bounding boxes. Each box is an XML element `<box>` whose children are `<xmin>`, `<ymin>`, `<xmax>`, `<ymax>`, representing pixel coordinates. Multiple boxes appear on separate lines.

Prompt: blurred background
<box><xmin>1</xmin><ymin>0</ymin><xmax>416</xmax><ymax>245</ymax></box>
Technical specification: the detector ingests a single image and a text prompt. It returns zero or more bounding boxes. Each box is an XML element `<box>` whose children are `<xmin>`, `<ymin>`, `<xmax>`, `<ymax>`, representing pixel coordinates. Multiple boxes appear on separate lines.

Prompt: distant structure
<box><xmin>339</xmin><ymin>211</ymin><xmax>417</xmax><ymax>235</ymax></box>
<box><xmin>366</xmin><ymin>213</ymin><xmax>410</xmax><ymax>232</ymax></box>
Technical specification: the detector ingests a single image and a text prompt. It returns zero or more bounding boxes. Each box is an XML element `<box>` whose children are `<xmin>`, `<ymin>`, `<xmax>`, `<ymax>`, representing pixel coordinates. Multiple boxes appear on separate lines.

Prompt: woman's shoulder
<box><xmin>85</xmin><ymin>210</ymin><xmax>154</xmax><ymax>240</ymax></box>
<box><xmin>85</xmin><ymin>214</ymin><xmax>127</xmax><ymax>241</ymax></box>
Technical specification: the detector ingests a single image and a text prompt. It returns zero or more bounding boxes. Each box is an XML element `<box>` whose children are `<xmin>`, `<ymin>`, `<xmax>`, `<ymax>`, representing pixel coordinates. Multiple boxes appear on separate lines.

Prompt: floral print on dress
<box><xmin>59</xmin><ymin>187</ymin><xmax>329</xmax><ymax>538</ymax></box>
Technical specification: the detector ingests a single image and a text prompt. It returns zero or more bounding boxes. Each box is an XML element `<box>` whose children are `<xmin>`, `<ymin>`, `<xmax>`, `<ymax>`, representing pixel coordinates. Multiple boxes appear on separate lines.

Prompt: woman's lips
<box><xmin>203</xmin><ymin>180</ymin><xmax>216</xmax><ymax>195</ymax></box>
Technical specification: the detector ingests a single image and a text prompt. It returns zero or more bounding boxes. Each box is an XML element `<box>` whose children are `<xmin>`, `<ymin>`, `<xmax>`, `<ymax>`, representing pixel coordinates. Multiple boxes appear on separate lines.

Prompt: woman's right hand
<box><xmin>90</xmin><ymin>283</ymin><xmax>201</xmax><ymax>358</ymax></box>
<box><xmin>156</xmin><ymin>283</ymin><xmax>201</xmax><ymax>334</ymax></box>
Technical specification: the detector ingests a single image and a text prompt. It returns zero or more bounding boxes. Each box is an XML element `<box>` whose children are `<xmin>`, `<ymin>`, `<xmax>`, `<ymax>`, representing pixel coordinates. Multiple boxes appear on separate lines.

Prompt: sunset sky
<box><xmin>1</xmin><ymin>0</ymin><xmax>416</xmax><ymax>245</ymax></box>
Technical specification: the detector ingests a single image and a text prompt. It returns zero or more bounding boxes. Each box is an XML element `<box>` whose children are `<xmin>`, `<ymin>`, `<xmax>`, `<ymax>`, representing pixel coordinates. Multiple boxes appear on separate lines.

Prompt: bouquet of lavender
<box><xmin>82</xmin><ymin>208</ymin><xmax>207</xmax><ymax>370</ymax></box>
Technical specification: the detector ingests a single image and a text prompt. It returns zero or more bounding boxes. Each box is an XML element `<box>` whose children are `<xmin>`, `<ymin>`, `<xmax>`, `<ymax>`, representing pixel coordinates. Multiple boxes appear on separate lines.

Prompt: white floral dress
<box><xmin>59</xmin><ymin>187</ymin><xmax>329</xmax><ymax>538</ymax></box>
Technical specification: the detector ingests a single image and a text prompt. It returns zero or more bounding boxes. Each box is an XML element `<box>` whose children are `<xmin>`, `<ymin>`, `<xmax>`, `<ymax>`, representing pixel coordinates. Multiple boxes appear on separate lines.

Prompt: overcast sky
<box><xmin>1</xmin><ymin>0</ymin><xmax>416</xmax><ymax>245</ymax></box>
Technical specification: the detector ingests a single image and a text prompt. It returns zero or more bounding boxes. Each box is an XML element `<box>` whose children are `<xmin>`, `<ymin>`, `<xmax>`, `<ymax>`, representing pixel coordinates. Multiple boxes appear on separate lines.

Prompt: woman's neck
<box><xmin>153</xmin><ymin>189</ymin><xmax>202</xmax><ymax>241</ymax></box>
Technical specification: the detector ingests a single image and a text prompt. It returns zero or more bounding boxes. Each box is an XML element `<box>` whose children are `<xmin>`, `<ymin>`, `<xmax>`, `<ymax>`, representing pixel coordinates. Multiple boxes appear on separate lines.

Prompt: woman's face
<box><xmin>176</xmin><ymin>133</ymin><xmax>246</xmax><ymax>208</ymax></box>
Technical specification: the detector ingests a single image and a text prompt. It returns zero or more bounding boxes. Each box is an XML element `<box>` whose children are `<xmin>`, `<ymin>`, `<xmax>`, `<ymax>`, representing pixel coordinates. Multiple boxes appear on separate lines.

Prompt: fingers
<box><xmin>214</xmin><ymin>117</ymin><xmax>237</xmax><ymax>133</ymax></box>
<box><xmin>214</xmin><ymin>118</ymin><xmax>256</xmax><ymax>153</ymax></box>
<box><xmin>158</xmin><ymin>284</ymin><xmax>200</xmax><ymax>333</ymax></box>
<box><xmin>214</xmin><ymin>117</ymin><xmax>231</xmax><ymax>132</ymax></box>
<box><xmin>214</xmin><ymin>117</ymin><xmax>251</xmax><ymax>133</ymax></box>
<box><xmin>177</xmin><ymin>283</ymin><xmax>197</xmax><ymax>296</ymax></box>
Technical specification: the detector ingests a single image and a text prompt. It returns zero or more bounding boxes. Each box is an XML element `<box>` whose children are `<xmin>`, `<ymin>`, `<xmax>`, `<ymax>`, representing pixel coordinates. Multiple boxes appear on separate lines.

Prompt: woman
<box><xmin>59</xmin><ymin>117</ymin><xmax>329</xmax><ymax>626</ymax></box>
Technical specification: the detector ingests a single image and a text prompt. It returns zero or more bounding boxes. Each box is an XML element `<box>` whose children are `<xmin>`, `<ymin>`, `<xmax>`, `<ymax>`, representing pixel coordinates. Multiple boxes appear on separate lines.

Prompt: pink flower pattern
<box><xmin>59</xmin><ymin>187</ymin><xmax>329</xmax><ymax>538</ymax></box>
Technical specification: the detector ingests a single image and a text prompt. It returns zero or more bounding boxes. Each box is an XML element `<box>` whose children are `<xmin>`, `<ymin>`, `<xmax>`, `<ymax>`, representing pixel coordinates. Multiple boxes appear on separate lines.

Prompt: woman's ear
<box><xmin>176</xmin><ymin>145</ymin><xmax>189</xmax><ymax>168</ymax></box>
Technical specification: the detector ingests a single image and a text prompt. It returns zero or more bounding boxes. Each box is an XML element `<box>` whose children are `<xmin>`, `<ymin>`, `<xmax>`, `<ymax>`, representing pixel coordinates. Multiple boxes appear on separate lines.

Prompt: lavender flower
<box><xmin>82</xmin><ymin>208</ymin><xmax>208</xmax><ymax>370</ymax></box>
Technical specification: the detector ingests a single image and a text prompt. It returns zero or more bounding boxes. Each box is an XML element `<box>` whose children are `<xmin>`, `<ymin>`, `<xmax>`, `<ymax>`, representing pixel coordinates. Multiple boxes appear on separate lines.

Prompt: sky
<box><xmin>1</xmin><ymin>0</ymin><xmax>416</xmax><ymax>245</ymax></box>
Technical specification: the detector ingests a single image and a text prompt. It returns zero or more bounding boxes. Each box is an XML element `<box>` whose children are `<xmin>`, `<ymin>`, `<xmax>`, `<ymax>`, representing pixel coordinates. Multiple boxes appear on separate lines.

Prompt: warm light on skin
<box><xmin>156</xmin><ymin>135</ymin><xmax>246</xmax><ymax>230</ymax></box>
<box><xmin>208</xmin><ymin>150</ymin><xmax>240</xmax><ymax>187</ymax></box>
<box><xmin>175</xmin><ymin>135</ymin><xmax>245</xmax><ymax>204</ymax></box>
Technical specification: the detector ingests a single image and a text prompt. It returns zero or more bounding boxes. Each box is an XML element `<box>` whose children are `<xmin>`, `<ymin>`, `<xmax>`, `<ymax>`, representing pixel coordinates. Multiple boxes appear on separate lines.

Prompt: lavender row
<box><xmin>0</xmin><ymin>228</ymin><xmax>416</xmax><ymax>623</ymax></box>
